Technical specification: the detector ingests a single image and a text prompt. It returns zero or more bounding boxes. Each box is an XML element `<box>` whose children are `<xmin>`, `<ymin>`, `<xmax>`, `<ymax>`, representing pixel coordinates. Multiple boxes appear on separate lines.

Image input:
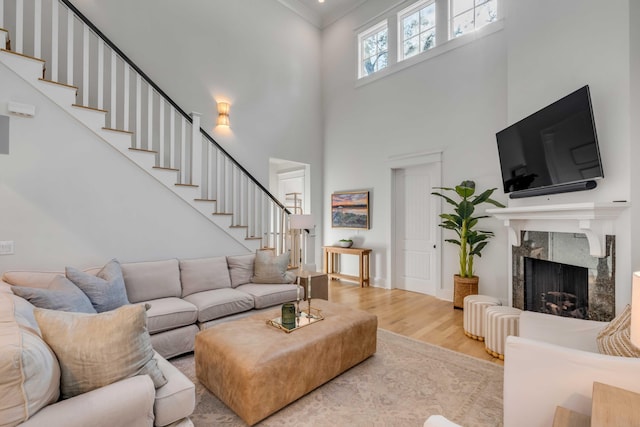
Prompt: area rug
<box><xmin>171</xmin><ymin>329</ymin><xmax>503</xmax><ymax>426</ymax></box>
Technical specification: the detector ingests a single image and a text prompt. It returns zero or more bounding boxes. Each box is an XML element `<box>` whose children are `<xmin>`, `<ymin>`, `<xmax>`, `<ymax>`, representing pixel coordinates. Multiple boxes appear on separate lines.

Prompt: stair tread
<box><xmin>175</xmin><ymin>183</ymin><xmax>199</xmax><ymax>187</ymax></box>
<box><xmin>103</xmin><ymin>127</ymin><xmax>133</xmax><ymax>135</ymax></box>
<box><xmin>246</xmin><ymin>237</ymin><xmax>262</xmax><ymax>240</ymax></box>
<box><xmin>0</xmin><ymin>48</ymin><xmax>45</xmax><ymax>63</ymax></box>
<box><xmin>38</xmin><ymin>78</ymin><xmax>78</xmax><ymax>90</ymax></box>
<box><xmin>212</xmin><ymin>213</ymin><xmax>233</xmax><ymax>216</ymax></box>
<box><xmin>152</xmin><ymin>166</ymin><xmax>179</xmax><ymax>172</ymax></box>
<box><xmin>129</xmin><ymin>147</ymin><xmax>158</xmax><ymax>154</ymax></box>
<box><xmin>194</xmin><ymin>198</ymin><xmax>217</xmax><ymax>202</ymax></box>
<box><xmin>72</xmin><ymin>104</ymin><xmax>108</xmax><ymax>113</ymax></box>
<box><xmin>230</xmin><ymin>225</ymin><xmax>248</xmax><ymax>229</ymax></box>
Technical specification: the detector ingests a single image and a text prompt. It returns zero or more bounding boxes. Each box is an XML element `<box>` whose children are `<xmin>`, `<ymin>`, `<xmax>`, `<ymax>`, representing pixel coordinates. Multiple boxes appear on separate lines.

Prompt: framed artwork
<box><xmin>331</xmin><ymin>191</ymin><xmax>370</xmax><ymax>229</ymax></box>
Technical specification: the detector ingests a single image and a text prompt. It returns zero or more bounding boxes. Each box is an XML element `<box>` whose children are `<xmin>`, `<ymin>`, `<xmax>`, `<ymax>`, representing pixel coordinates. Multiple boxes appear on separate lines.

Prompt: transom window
<box><xmin>451</xmin><ymin>0</ymin><xmax>498</xmax><ymax>38</ymax></box>
<box><xmin>399</xmin><ymin>0</ymin><xmax>436</xmax><ymax>61</ymax></box>
<box><xmin>358</xmin><ymin>21</ymin><xmax>388</xmax><ymax>78</ymax></box>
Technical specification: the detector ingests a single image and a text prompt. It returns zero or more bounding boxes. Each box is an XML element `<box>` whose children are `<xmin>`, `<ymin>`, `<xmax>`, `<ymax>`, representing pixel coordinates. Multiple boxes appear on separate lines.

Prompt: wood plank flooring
<box><xmin>328</xmin><ymin>280</ymin><xmax>504</xmax><ymax>366</ymax></box>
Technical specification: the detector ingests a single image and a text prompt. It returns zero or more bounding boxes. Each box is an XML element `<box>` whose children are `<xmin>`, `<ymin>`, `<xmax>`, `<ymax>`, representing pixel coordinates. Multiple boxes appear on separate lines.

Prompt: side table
<box><xmin>297</xmin><ymin>270</ymin><xmax>328</xmax><ymax>300</ymax></box>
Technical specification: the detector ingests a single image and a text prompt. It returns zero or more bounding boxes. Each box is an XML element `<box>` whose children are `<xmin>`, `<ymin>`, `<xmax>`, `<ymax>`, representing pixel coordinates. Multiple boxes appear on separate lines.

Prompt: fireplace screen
<box><xmin>524</xmin><ymin>257</ymin><xmax>589</xmax><ymax>319</ymax></box>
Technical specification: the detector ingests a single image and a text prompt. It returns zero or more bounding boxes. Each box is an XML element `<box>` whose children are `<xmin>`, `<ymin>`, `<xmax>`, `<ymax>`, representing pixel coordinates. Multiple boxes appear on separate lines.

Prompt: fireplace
<box><xmin>487</xmin><ymin>202</ymin><xmax>626</xmax><ymax>322</ymax></box>
<box><xmin>512</xmin><ymin>231</ymin><xmax>615</xmax><ymax>321</ymax></box>
<box><xmin>524</xmin><ymin>257</ymin><xmax>589</xmax><ymax>319</ymax></box>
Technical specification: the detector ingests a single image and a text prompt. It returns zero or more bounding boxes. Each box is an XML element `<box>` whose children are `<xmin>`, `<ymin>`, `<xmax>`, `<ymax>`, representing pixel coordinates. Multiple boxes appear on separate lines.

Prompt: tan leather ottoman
<box><xmin>195</xmin><ymin>299</ymin><xmax>377</xmax><ymax>425</ymax></box>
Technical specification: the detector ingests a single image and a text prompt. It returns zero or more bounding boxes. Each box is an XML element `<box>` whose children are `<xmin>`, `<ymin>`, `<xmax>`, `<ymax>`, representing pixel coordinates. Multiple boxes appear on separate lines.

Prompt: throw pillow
<box><xmin>596</xmin><ymin>304</ymin><xmax>640</xmax><ymax>357</ymax></box>
<box><xmin>66</xmin><ymin>259</ymin><xmax>129</xmax><ymax>312</ymax></box>
<box><xmin>0</xmin><ymin>293</ymin><xmax>60</xmax><ymax>426</ymax></box>
<box><xmin>11</xmin><ymin>275</ymin><xmax>97</xmax><ymax>313</ymax></box>
<box><xmin>251</xmin><ymin>250</ymin><xmax>292</xmax><ymax>284</ymax></box>
<box><xmin>34</xmin><ymin>304</ymin><xmax>167</xmax><ymax>399</ymax></box>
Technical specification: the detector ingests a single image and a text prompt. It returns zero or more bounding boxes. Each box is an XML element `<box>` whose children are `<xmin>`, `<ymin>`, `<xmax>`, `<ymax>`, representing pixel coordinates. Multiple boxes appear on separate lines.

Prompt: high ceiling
<box><xmin>278</xmin><ymin>0</ymin><xmax>369</xmax><ymax>28</ymax></box>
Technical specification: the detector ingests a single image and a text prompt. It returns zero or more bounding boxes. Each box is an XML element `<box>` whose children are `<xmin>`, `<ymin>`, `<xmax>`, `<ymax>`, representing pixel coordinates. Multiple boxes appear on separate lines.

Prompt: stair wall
<box><xmin>0</xmin><ymin>61</ymin><xmax>248</xmax><ymax>271</ymax></box>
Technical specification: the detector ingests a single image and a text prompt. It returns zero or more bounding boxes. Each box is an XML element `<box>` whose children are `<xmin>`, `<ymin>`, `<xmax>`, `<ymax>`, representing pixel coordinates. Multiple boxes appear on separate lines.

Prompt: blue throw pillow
<box><xmin>66</xmin><ymin>259</ymin><xmax>129</xmax><ymax>312</ymax></box>
<box><xmin>11</xmin><ymin>275</ymin><xmax>97</xmax><ymax>313</ymax></box>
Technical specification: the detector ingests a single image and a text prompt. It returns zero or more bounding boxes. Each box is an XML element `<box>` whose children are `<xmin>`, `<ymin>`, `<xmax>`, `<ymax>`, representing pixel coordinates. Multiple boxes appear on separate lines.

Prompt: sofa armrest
<box><xmin>519</xmin><ymin>311</ymin><xmax>608</xmax><ymax>352</ymax></box>
<box><xmin>20</xmin><ymin>375</ymin><xmax>155</xmax><ymax>427</ymax></box>
<box><xmin>153</xmin><ymin>353</ymin><xmax>195</xmax><ymax>427</ymax></box>
<box><xmin>503</xmin><ymin>336</ymin><xmax>640</xmax><ymax>427</ymax></box>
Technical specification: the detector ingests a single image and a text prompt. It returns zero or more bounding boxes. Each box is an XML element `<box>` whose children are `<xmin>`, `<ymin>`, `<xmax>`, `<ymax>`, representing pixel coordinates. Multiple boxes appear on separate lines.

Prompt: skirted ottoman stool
<box><xmin>463</xmin><ymin>294</ymin><xmax>501</xmax><ymax>341</ymax></box>
<box><xmin>484</xmin><ymin>306</ymin><xmax>522</xmax><ymax>359</ymax></box>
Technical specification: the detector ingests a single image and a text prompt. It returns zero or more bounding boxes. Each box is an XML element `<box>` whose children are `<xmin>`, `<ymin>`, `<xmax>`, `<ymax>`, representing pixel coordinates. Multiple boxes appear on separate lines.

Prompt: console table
<box><xmin>322</xmin><ymin>246</ymin><xmax>372</xmax><ymax>287</ymax></box>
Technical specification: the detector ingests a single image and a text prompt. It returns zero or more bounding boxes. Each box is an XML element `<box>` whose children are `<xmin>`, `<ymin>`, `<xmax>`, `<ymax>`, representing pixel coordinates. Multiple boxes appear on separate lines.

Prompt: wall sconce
<box><xmin>216</xmin><ymin>102</ymin><xmax>230</xmax><ymax>127</ymax></box>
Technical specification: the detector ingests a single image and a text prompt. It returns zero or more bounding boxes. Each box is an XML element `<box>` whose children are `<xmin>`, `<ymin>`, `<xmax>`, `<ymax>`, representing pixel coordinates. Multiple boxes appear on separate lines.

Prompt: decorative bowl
<box><xmin>338</xmin><ymin>241</ymin><xmax>353</xmax><ymax>248</ymax></box>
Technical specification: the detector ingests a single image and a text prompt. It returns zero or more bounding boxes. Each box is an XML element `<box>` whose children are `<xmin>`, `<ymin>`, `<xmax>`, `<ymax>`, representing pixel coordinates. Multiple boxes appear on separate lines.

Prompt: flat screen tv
<box><xmin>496</xmin><ymin>85</ymin><xmax>603</xmax><ymax>199</ymax></box>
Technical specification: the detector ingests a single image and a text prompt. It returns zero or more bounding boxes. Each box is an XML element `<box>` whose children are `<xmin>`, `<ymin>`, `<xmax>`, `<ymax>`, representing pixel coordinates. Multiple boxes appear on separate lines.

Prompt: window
<box><xmin>358</xmin><ymin>21</ymin><xmax>388</xmax><ymax>78</ymax></box>
<box><xmin>399</xmin><ymin>0</ymin><xmax>436</xmax><ymax>61</ymax></box>
<box><xmin>450</xmin><ymin>0</ymin><xmax>498</xmax><ymax>38</ymax></box>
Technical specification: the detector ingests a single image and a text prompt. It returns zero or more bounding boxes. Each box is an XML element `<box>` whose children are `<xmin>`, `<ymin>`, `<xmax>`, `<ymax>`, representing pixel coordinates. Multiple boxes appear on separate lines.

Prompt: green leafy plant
<box><xmin>339</xmin><ymin>239</ymin><xmax>353</xmax><ymax>242</ymax></box>
<box><xmin>431</xmin><ymin>180</ymin><xmax>505</xmax><ymax>278</ymax></box>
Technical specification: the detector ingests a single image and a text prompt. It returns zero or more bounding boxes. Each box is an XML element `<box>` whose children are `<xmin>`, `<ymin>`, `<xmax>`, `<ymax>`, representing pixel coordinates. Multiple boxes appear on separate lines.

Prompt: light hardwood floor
<box><xmin>328</xmin><ymin>279</ymin><xmax>504</xmax><ymax>366</ymax></box>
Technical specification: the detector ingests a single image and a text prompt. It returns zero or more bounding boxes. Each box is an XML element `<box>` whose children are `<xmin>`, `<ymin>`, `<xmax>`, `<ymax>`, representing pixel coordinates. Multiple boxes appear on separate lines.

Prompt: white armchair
<box><xmin>503</xmin><ymin>311</ymin><xmax>640</xmax><ymax>427</ymax></box>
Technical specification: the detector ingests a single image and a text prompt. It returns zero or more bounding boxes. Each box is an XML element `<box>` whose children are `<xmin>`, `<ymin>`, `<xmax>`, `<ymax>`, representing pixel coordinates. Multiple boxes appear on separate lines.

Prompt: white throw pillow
<box><xmin>0</xmin><ymin>293</ymin><xmax>60</xmax><ymax>426</ymax></box>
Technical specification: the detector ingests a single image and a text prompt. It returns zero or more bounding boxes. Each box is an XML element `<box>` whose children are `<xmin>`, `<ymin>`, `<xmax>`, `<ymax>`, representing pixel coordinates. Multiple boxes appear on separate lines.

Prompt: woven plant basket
<box><xmin>453</xmin><ymin>275</ymin><xmax>479</xmax><ymax>309</ymax></box>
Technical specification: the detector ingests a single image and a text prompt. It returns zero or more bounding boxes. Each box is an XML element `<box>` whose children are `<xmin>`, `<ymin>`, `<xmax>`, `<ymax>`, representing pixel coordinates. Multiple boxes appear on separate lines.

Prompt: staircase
<box><xmin>0</xmin><ymin>0</ymin><xmax>294</xmax><ymax>260</ymax></box>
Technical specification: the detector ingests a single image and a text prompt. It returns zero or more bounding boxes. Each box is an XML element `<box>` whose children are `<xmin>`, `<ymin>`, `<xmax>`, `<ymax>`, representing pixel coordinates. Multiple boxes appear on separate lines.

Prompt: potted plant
<box><xmin>431</xmin><ymin>180</ymin><xmax>504</xmax><ymax>309</ymax></box>
<box><xmin>338</xmin><ymin>239</ymin><xmax>353</xmax><ymax>248</ymax></box>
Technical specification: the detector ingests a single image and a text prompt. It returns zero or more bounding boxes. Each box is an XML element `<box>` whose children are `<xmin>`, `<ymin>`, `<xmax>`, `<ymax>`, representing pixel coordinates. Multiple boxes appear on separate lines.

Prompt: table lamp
<box><xmin>632</xmin><ymin>272</ymin><xmax>640</xmax><ymax>348</ymax></box>
<box><xmin>289</xmin><ymin>214</ymin><xmax>315</xmax><ymax>271</ymax></box>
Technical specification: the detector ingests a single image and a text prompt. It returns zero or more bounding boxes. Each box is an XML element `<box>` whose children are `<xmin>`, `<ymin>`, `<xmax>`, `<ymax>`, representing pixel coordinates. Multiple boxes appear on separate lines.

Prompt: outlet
<box><xmin>0</xmin><ymin>241</ymin><xmax>14</xmax><ymax>255</ymax></box>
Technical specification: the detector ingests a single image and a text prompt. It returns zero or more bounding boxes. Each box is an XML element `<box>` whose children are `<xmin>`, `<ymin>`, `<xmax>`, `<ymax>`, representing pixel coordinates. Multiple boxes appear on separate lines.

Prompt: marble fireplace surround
<box><xmin>487</xmin><ymin>202</ymin><xmax>629</xmax><ymax>321</ymax></box>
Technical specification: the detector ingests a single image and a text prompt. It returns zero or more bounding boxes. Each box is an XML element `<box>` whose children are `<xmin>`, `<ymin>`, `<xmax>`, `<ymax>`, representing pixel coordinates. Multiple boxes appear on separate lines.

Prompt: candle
<box><xmin>307</xmin><ymin>275</ymin><xmax>311</xmax><ymax>300</ymax></box>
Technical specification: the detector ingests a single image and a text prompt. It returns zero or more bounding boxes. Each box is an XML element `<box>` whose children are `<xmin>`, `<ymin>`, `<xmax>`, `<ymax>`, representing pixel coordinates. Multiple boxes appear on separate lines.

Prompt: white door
<box><xmin>394</xmin><ymin>163</ymin><xmax>439</xmax><ymax>295</ymax></box>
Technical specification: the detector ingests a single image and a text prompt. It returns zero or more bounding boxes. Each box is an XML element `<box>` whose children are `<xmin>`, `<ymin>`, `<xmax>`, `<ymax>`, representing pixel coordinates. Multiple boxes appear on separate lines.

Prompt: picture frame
<box><xmin>331</xmin><ymin>191</ymin><xmax>370</xmax><ymax>229</ymax></box>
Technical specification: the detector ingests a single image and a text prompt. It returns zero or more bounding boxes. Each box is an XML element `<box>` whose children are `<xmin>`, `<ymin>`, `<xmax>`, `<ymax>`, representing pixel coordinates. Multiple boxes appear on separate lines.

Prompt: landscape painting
<box><xmin>331</xmin><ymin>191</ymin><xmax>370</xmax><ymax>229</ymax></box>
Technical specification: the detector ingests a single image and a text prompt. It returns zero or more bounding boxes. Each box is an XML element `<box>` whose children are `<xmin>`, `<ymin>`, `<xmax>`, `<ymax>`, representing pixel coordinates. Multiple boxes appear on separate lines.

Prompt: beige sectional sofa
<box><xmin>115</xmin><ymin>253</ymin><xmax>300</xmax><ymax>358</ymax></box>
<box><xmin>0</xmin><ymin>252</ymin><xmax>300</xmax><ymax>426</ymax></box>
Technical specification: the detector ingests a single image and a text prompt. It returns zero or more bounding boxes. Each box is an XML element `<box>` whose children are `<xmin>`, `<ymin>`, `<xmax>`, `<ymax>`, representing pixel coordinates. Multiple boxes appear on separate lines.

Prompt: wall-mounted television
<box><xmin>496</xmin><ymin>85</ymin><xmax>603</xmax><ymax>199</ymax></box>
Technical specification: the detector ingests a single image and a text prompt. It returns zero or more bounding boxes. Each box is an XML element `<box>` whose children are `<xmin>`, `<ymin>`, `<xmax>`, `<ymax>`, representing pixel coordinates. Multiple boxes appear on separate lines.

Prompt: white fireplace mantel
<box><xmin>486</xmin><ymin>202</ymin><xmax>629</xmax><ymax>257</ymax></box>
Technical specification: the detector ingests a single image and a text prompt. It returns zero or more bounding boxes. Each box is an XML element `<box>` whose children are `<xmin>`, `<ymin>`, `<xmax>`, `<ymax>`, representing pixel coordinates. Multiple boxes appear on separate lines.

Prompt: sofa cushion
<box><xmin>179</xmin><ymin>256</ymin><xmax>232</xmax><ymax>297</ymax></box>
<box><xmin>183</xmin><ymin>288</ymin><xmax>254</xmax><ymax>322</ymax></box>
<box><xmin>11</xmin><ymin>275</ymin><xmax>97</xmax><ymax>313</ymax></box>
<box><xmin>597</xmin><ymin>304</ymin><xmax>640</xmax><ymax>357</ymax></box>
<box><xmin>34</xmin><ymin>304</ymin><xmax>167</xmax><ymax>399</ymax></box>
<box><xmin>235</xmin><ymin>283</ymin><xmax>300</xmax><ymax>309</ymax></box>
<box><xmin>2</xmin><ymin>271</ymin><xmax>60</xmax><ymax>289</ymax></box>
<box><xmin>121</xmin><ymin>259</ymin><xmax>181</xmax><ymax>303</ymax></box>
<box><xmin>0</xmin><ymin>293</ymin><xmax>60</xmax><ymax>426</ymax></box>
<box><xmin>143</xmin><ymin>297</ymin><xmax>198</xmax><ymax>334</ymax></box>
<box><xmin>251</xmin><ymin>251</ymin><xmax>293</xmax><ymax>284</ymax></box>
<box><xmin>66</xmin><ymin>259</ymin><xmax>129</xmax><ymax>312</ymax></box>
<box><xmin>226</xmin><ymin>254</ymin><xmax>255</xmax><ymax>287</ymax></box>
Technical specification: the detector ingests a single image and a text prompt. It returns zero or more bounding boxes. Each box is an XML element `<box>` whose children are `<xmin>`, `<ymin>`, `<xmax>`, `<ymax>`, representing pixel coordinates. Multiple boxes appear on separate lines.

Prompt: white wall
<box><xmin>322</xmin><ymin>0</ymin><xmax>635</xmax><ymax>306</ymax></box>
<box><xmin>504</xmin><ymin>0</ymin><xmax>632</xmax><ymax>313</ymax></box>
<box><xmin>322</xmin><ymin>0</ymin><xmax>509</xmax><ymax>299</ymax></box>
<box><xmin>70</xmin><ymin>0</ymin><xmax>325</xmax><ymax>258</ymax></box>
<box><xmin>0</xmin><ymin>63</ymin><xmax>247</xmax><ymax>272</ymax></box>
<box><xmin>630</xmin><ymin>1</ymin><xmax>640</xmax><ymax>279</ymax></box>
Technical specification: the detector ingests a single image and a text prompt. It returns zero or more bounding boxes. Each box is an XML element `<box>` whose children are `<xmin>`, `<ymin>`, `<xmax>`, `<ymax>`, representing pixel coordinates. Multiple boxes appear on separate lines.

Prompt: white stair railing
<box><xmin>0</xmin><ymin>0</ymin><xmax>292</xmax><ymax>257</ymax></box>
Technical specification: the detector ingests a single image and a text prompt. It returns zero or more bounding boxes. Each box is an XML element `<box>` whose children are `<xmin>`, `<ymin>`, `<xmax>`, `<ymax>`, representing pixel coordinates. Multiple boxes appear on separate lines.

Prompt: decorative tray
<box><xmin>266</xmin><ymin>308</ymin><xmax>324</xmax><ymax>333</ymax></box>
